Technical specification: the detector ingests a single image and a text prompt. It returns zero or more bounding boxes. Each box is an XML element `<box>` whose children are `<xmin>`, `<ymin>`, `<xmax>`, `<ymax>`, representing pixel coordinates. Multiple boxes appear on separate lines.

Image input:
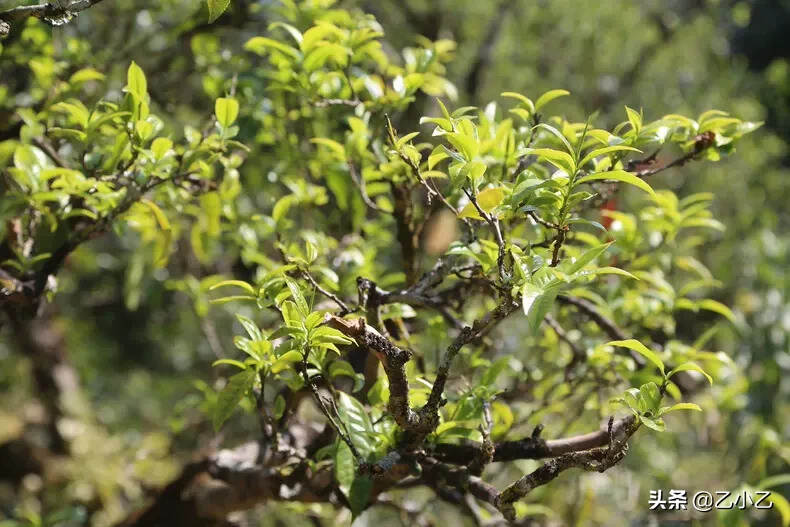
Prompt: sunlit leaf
<box><xmin>607</xmin><ymin>339</ymin><xmax>665</xmax><ymax>375</ymax></box>
<box><xmin>207</xmin><ymin>0</ymin><xmax>231</xmax><ymax>23</ymax></box>
<box><xmin>213</xmin><ymin>369</ymin><xmax>255</xmax><ymax>431</ymax></box>
<box><xmin>575</xmin><ymin>170</ymin><xmax>656</xmax><ymax>197</ymax></box>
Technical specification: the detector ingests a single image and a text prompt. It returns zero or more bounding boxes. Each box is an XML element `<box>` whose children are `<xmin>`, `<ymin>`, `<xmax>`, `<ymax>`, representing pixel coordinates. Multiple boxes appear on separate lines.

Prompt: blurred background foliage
<box><xmin>0</xmin><ymin>0</ymin><xmax>788</xmax><ymax>526</ymax></box>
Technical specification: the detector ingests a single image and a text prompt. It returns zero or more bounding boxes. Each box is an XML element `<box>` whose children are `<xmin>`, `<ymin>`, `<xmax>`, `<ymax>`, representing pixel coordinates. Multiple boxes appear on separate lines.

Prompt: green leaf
<box><xmin>69</xmin><ymin>68</ymin><xmax>105</xmax><ymax>84</ymax></box>
<box><xmin>535</xmin><ymin>89</ymin><xmax>570</xmax><ymax>110</ymax></box>
<box><xmin>491</xmin><ymin>401</ymin><xmax>514</xmax><ymax>438</ymax></box>
<box><xmin>458</xmin><ymin>201</ymin><xmax>483</xmax><ymax>220</ymax></box>
<box><xmin>268</xmin><ymin>21</ymin><xmax>303</xmax><ymax>44</ymax></box>
<box><xmin>566</xmin><ymin>242</ymin><xmax>612</xmax><ymax>274</ymax></box>
<box><xmin>522</xmin><ymin>147</ymin><xmax>575</xmax><ymax>173</ymax></box>
<box><xmin>126</xmin><ymin>61</ymin><xmax>147</xmax><ymax>100</ymax></box>
<box><xmin>639</xmin><ymin>414</ymin><xmax>665</xmax><ymax>432</ymax></box>
<box><xmin>428</xmin><ymin>146</ymin><xmax>450</xmax><ymax>168</ymax></box>
<box><xmin>151</xmin><ymin>137</ymin><xmax>173</xmax><ymax>160</ymax></box>
<box><xmin>271</xmin><ymin>350</ymin><xmax>303</xmax><ymax>373</ymax></box>
<box><xmin>215</xmin><ymin>97</ymin><xmax>239</xmax><ymax>127</ymax></box>
<box><xmin>533</xmin><ymin>123</ymin><xmax>574</xmax><ymax>155</ymax></box>
<box><xmin>273</xmin><ymin>394</ymin><xmax>286</xmax><ymax>419</ymax></box>
<box><xmin>588</xmin><ymin>267</ymin><xmax>638</xmax><ymax>280</ymax></box>
<box><xmin>280</xmin><ymin>300</ymin><xmax>301</xmax><ymax>327</ymax></box>
<box><xmin>367</xmin><ymin>376</ymin><xmax>389</xmax><ymax>406</ymax></box>
<box><xmin>446</xmin><ymin>132</ymin><xmax>478</xmax><ymax>160</ymax></box>
<box><xmin>575</xmin><ymin>170</ymin><xmax>656</xmax><ymax>198</ymax></box>
<box><xmin>244</xmin><ymin>37</ymin><xmax>301</xmax><ymax>60</ymax></box>
<box><xmin>140</xmin><ymin>199</ymin><xmax>172</xmax><ymax>265</ymax></box>
<box><xmin>336</xmin><ymin>392</ymin><xmax>374</xmax><ymax>453</ymax></box>
<box><xmin>334</xmin><ymin>439</ymin><xmax>355</xmax><ymax>496</ymax></box>
<box><xmin>395</xmin><ymin>131</ymin><xmax>420</xmax><ymax>148</ymax></box>
<box><xmin>579</xmin><ymin>145</ymin><xmax>642</xmax><ymax>168</ymax></box>
<box><xmin>209</xmin><ymin>295</ymin><xmax>257</xmax><ymax>304</ymax></box>
<box><xmin>501</xmin><ymin>92</ymin><xmax>535</xmax><ymax>114</ymax></box>
<box><xmin>213</xmin><ymin>369</ymin><xmax>255</xmax><ymax>431</ymax></box>
<box><xmin>209</xmin><ymin>280</ymin><xmax>255</xmax><ymax>295</ymax></box>
<box><xmin>284</xmin><ymin>278</ymin><xmax>309</xmax><ymax>316</ymax></box>
<box><xmin>303</xmin><ymin>43</ymin><xmax>349</xmax><ymax>72</ymax></box>
<box><xmin>667</xmin><ymin>362</ymin><xmax>713</xmax><ymax>385</ymax></box>
<box><xmin>311</xmin><ymin>137</ymin><xmax>346</xmax><ymax>159</ymax></box>
<box><xmin>437</xmin><ymin>98</ymin><xmax>452</xmax><ymax>121</ymax></box>
<box><xmin>625</xmin><ymin>106</ymin><xmax>642</xmax><ymax>134</ymax></box>
<box><xmin>236</xmin><ymin>314</ymin><xmax>262</xmax><ymax>341</ymax></box>
<box><xmin>207</xmin><ymin>0</ymin><xmax>231</xmax><ymax>23</ymax></box>
<box><xmin>659</xmin><ymin>402</ymin><xmax>702</xmax><ymax>415</ymax></box>
<box><xmin>211</xmin><ymin>358</ymin><xmax>247</xmax><ymax>370</ymax></box>
<box><xmin>51</xmin><ymin>102</ymin><xmax>90</xmax><ymax>129</ymax></box>
<box><xmin>349</xmin><ymin>476</ymin><xmax>373</xmax><ymax>519</ymax></box>
<box><xmin>47</xmin><ymin>127</ymin><xmax>87</xmax><ymax>142</ymax></box>
<box><xmin>767</xmin><ymin>492</ymin><xmax>790</xmax><ymax>527</ymax></box>
<box><xmin>757</xmin><ymin>474</ymin><xmax>790</xmax><ymax>490</ymax></box>
<box><xmin>620</xmin><ymin>387</ymin><xmax>641</xmax><ymax>414</ymax></box>
<box><xmin>477</xmin><ymin>187</ymin><xmax>505</xmax><ymax>212</ymax></box>
<box><xmin>522</xmin><ymin>283</ymin><xmax>542</xmax><ymax>317</ymax></box>
<box><xmin>698</xmin><ymin>299</ymin><xmax>736</xmax><ymax>323</ymax></box>
<box><xmin>421</xmin><ymin>116</ymin><xmax>453</xmax><ymax>132</ymax></box>
<box><xmin>523</xmin><ymin>282</ymin><xmax>563</xmax><ymax>334</ymax></box>
<box><xmin>329</xmin><ymin>359</ymin><xmax>357</xmax><ymax>380</ymax></box>
<box><xmin>310</xmin><ymin>326</ymin><xmax>355</xmax><ymax>346</ymax></box>
<box><xmin>638</xmin><ymin>381</ymin><xmax>662</xmax><ymax>414</ymax></box>
<box><xmin>606</xmin><ymin>339</ymin><xmax>665</xmax><ymax>375</ymax></box>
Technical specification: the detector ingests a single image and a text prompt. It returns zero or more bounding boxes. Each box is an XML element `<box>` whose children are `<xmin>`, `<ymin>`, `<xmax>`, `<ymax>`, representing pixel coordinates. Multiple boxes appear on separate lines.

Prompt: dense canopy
<box><xmin>0</xmin><ymin>1</ymin><xmax>788</xmax><ymax>526</ymax></box>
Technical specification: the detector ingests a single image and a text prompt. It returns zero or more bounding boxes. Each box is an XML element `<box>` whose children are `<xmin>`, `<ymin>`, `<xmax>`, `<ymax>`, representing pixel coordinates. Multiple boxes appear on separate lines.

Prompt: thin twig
<box><xmin>462</xmin><ymin>187</ymin><xmax>508</xmax><ymax>281</ymax></box>
<box><xmin>347</xmin><ymin>159</ymin><xmax>384</xmax><ymax>212</ymax></box>
<box><xmin>300</xmin><ymin>351</ymin><xmax>361</xmax><ymax>460</ymax></box>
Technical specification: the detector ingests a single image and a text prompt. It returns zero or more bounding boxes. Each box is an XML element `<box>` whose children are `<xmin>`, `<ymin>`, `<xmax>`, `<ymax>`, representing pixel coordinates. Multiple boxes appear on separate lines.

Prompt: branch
<box><xmin>118</xmin><ymin>441</ymin><xmax>334</xmax><ymax>527</ymax></box>
<box><xmin>557</xmin><ymin>295</ymin><xmax>701</xmax><ymax>394</ymax></box>
<box><xmin>0</xmin><ymin>0</ymin><xmax>106</xmax><ymax>36</ymax></box>
<box><xmin>386</xmin><ymin>115</ymin><xmax>460</xmax><ymax>216</ymax></box>
<box><xmin>557</xmin><ymin>294</ymin><xmax>647</xmax><ymax>370</ymax></box>
<box><xmin>303</xmin><ymin>268</ymin><xmax>351</xmax><ymax>315</ymax></box>
<box><xmin>324</xmin><ymin>315</ymin><xmax>426</xmax><ymax>434</ymax></box>
<box><xmin>423</xmin><ymin>299</ymin><xmax>520</xmax><ymax>422</ymax></box>
<box><xmin>495</xmin><ymin>416</ymin><xmax>640</xmax><ymax>521</ymax></box>
<box><xmin>1</xmin><ymin>145</ymin><xmax>208</xmax><ymax>315</ymax></box>
<box><xmin>557</xmin><ymin>295</ymin><xmax>627</xmax><ymax>341</ymax></box>
<box><xmin>629</xmin><ymin>132</ymin><xmax>715</xmax><ymax>178</ymax></box>
<box><xmin>300</xmin><ymin>351</ymin><xmax>361</xmax><ymax>461</ymax></box>
<box><xmin>4</xmin><ymin>308</ymin><xmax>81</xmax><ymax>454</ymax></box>
<box><xmin>463</xmin><ymin>187</ymin><xmax>509</xmax><ymax>281</ymax></box>
<box><xmin>348</xmin><ymin>159</ymin><xmax>384</xmax><ymax>213</ymax></box>
<box><xmin>390</xmin><ymin>181</ymin><xmax>420</xmax><ymax>285</ymax></box>
<box><xmin>433</xmin><ymin>416</ymin><xmax>636</xmax><ymax>464</ymax></box>
<box><xmin>544</xmin><ymin>313</ymin><xmax>585</xmax><ymax>376</ymax></box>
<box><xmin>358</xmin><ymin>272</ymin><xmax>463</xmax><ymax>329</ymax></box>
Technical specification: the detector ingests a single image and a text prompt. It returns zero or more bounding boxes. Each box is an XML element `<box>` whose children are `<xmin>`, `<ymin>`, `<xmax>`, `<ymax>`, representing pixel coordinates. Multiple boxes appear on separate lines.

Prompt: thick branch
<box><xmin>433</xmin><ymin>415</ymin><xmax>636</xmax><ymax>464</ymax></box>
<box><xmin>495</xmin><ymin>416</ymin><xmax>640</xmax><ymax>521</ymax></box>
<box><xmin>5</xmin><ymin>308</ymin><xmax>81</xmax><ymax>454</ymax></box>
<box><xmin>324</xmin><ymin>315</ymin><xmax>425</xmax><ymax>433</ymax></box>
<box><xmin>0</xmin><ymin>0</ymin><xmax>106</xmax><ymax>35</ymax></box>
<box><xmin>118</xmin><ymin>441</ymin><xmax>334</xmax><ymax>527</ymax></box>
<box><xmin>391</xmin><ymin>181</ymin><xmax>420</xmax><ymax>285</ymax></box>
